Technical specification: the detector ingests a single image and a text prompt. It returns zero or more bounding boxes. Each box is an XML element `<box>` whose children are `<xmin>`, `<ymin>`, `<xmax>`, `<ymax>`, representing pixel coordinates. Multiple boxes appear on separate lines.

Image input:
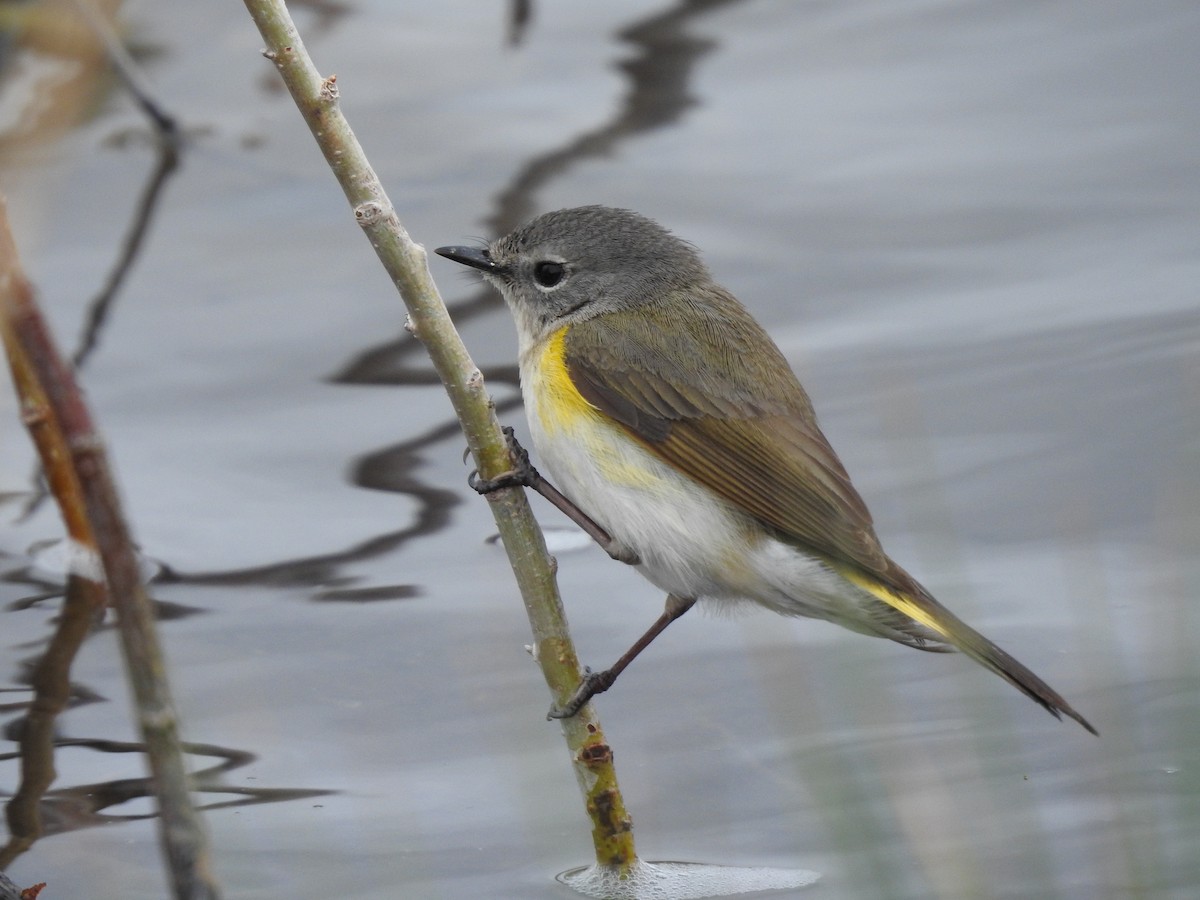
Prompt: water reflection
<box><xmin>0</xmin><ymin>564</ymin><xmax>332</xmax><ymax>869</ymax></box>
<box><xmin>3</xmin><ymin>735</ymin><xmax>331</xmax><ymax>852</ymax></box>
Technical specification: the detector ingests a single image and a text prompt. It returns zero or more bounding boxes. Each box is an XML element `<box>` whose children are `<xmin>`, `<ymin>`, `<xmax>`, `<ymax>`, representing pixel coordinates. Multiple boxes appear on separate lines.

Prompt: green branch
<box><xmin>241</xmin><ymin>0</ymin><xmax>638</xmax><ymax>871</ymax></box>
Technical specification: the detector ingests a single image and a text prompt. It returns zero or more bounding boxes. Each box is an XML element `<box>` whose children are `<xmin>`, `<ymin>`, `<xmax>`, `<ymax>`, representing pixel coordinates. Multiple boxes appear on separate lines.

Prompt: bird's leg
<box><xmin>470</xmin><ymin>426</ymin><xmax>639</xmax><ymax>564</ymax></box>
<box><xmin>547</xmin><ymin>593</ymin><xmax>697</xmax><ymax>719</ymax></box>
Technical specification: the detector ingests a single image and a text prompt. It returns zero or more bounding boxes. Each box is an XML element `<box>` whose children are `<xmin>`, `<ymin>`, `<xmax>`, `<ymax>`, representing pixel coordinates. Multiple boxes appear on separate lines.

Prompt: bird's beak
<box><xmin>434</xmin><ymin>245</ymin><xmax>503</xmax><ymax>274</ymax></box>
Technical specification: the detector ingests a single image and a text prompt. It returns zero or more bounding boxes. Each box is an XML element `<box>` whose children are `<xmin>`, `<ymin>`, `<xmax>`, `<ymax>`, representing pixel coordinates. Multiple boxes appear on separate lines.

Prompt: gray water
<box><xmin>1</xmin><ymin>1</ymin><xmax>1198</xmax><ymax>897</ymax></box>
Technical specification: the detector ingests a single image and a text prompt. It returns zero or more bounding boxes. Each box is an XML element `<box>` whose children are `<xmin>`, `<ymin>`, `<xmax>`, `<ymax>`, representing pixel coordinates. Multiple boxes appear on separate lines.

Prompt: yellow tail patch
<box><xmin>836</xmin><ymin>566</ymin><xmax>951</xmax><ymax>640</ymax></box>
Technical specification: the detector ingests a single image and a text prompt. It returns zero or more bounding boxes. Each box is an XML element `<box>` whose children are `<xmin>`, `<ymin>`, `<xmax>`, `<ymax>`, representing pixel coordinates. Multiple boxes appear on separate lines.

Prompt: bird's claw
<box><xmin>468</xmin><ymin>426</ymin><xmax>541</xmax><ymax>494</ymax></box>
<box><xmin>546</xmin><ymin>667</ymin><xmax>617</xmax><ymax>720</ymax></box>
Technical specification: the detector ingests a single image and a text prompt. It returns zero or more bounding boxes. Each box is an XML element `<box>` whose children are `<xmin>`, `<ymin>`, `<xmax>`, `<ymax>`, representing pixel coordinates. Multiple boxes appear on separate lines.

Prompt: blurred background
<box><xmin>1</xmin><ymin>1</ymin><xmax>1197</xmax><ymax>897</ymax></box>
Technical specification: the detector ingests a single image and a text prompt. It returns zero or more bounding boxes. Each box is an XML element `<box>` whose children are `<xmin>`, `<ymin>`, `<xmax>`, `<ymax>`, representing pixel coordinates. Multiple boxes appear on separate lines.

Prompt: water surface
<box><xmin>1</xmin><ymin>1</ymin><xmax>1197</xmax><ymax>897</ymax></box>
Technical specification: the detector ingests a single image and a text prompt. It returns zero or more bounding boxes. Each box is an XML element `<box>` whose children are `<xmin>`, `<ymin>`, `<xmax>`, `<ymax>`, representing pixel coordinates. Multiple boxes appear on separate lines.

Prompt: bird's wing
<box><xmin>562</xmin><ymin>294</ymin><xmax>1099</xmax><ymax>735</ymax></box>
<box><xmin>562</xmin><ymin>289</ymin><xmax>896</xmax><ymax>584</ymax></box>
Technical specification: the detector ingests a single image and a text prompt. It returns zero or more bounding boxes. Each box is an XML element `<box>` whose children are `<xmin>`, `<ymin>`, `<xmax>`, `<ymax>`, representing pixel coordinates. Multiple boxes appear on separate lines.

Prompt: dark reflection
<box><xmin>155</xmin><ymin>416</ymin><xmax>476</xmax><ymax>590</ymax></box>
<box><xmin>71</xmin><ymin>127</ymin><xmax>179</xmax><ymax>371</ymax></box>
<box><xmin>314</xmin><ymin>584</ymin><xmax>420</xmax><ymax>603</ymax></box>
<box><xmin>1</xmin><ymin>737</ymin><xmax>331</xmax><ymax>840</ymax></box>
<box><xmin>1</xmin><ymin>561</ymin><xmax>333</xmax><ymax>861</ymax></box>
<box><xmin>72</xmin><ymin>0</ymin><xmax>179</xmax><ymax>136</ymax></box>
<box><xmin>2</xmin><ymin>571</ymin><xmax>201</xmax><ymax>625</ymax></box>
<box><xmin>0</xmin><ymin>575</ymin><xmax>101</xmax><ymax>868</ymax></box>
<box><xmin>335</xmin><ymin>0</ymin><xmax>748</xmax><ymax>388</ymax></box>
<box><xmin>486</xmin><ymin>0</ymin><xmax>746</xmax><ymax>236</ymax></box>
<box><xmin>1</xmin><ymin>571</ymin><xmax>208</xmax><ymax>868</ymax></box>
<box><xmin>0</xmin><ymin>567</ymin><xmax>71</xmax><ymax>617</ymax></box>
<box><xmin>507</xmin><ymin>0</ymin><xmax>534</xmax><ymax>47</ymax></box>
<box><xmin>17</xmin><ymin>6</ymin><xmax>184</xmax><ymax>522</ymax></box>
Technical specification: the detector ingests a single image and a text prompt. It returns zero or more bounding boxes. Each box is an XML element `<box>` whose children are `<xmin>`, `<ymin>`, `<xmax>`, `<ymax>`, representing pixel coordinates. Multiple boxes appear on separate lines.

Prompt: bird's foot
<box><xmin>546</xmin><ymin>667</ymin><xmax>617</xmax><ymax>720</ymax></box>
<box><xmin>468</xmin><ymin>426</ymin><xmax>540</xmax><ymax>493</ymax></box>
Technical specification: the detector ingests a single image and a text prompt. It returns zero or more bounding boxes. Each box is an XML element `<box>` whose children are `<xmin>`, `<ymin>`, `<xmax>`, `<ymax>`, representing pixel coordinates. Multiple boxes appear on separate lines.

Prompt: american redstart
<box><xmin>437</xmin><ymin>205</ymin><xmax>1095</xmax><ymax>733</ymax></box>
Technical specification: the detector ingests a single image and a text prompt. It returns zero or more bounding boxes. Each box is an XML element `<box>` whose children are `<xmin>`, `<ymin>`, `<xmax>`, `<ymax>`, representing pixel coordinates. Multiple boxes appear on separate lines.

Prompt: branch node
<box><xmin>320</xmin><ymin>74</ymin><xmax>339</xmax><ymax>102</ymax></box>
<box><xmin>355</xmin><ymin>201</ymin><xmax>385</xmax><ymax>228</ymax></box>
<box><xmin>19</xmin><ymin>403</ymin><xmax>49</xmax><ymax>427</ymax></box>
<box><xmin>67</xmin><ymin>433</ymin><xmax>105</xmax><ymax>457</ymax></box>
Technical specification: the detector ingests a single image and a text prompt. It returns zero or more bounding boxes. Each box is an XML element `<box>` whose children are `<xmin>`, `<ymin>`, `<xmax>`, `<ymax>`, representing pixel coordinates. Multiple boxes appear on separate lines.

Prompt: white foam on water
<box><xmin>557</xmin><ymin>859</ymin><xmax>820</xmax><ymax>899</ymax></box>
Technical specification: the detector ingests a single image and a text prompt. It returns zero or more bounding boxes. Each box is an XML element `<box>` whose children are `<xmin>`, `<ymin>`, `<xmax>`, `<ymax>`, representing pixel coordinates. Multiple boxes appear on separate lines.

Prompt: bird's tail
<box><xmin>837</xmin><ymin>566</ymin><xmax>1097</xmax><ymax>735</ymax></box>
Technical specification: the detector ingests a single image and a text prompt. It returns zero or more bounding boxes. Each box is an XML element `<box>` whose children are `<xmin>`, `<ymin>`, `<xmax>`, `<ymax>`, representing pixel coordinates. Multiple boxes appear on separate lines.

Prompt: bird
<box><xmin>436</xmin><ymin>205</ymin><xmax>1095</xmax><ymax>734</ymax></box>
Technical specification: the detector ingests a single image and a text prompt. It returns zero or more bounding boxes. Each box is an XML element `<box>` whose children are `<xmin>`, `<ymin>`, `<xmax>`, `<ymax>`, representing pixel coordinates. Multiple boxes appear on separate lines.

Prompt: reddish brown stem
<box><xmin>1</xmin><ymin>203</ymin><xmax>220</xmax><ymax>898</ymax></box>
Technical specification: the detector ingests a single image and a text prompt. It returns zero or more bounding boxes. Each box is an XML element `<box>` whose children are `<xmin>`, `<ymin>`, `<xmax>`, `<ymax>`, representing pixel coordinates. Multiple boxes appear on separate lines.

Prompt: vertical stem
<box><xmin>241</xmin><ymin>0</ymin><xmax>637</xmax><ymax>870</ymax></box>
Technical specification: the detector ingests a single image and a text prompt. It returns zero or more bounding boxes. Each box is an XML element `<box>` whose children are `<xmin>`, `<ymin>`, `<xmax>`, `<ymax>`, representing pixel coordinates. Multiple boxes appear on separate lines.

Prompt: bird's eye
<box><xmin>532</xmin><ymin>260</ymin><xmax>566</xmax><ymax>288</ymax></box>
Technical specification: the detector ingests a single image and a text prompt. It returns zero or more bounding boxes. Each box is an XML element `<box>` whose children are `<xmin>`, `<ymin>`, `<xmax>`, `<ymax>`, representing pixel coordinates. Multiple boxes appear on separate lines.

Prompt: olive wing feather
<box><xmin>562</xmin><ymin>290</ymin><xmax>894</xmax><ymax>581</ymax></box>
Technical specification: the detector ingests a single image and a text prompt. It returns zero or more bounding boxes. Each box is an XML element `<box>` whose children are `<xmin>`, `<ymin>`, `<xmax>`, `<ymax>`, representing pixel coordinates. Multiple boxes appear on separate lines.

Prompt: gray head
<box><xmin>436</xmin><ymin>206</ymin><xmax>709</xmax><ymax>345</ymax></box>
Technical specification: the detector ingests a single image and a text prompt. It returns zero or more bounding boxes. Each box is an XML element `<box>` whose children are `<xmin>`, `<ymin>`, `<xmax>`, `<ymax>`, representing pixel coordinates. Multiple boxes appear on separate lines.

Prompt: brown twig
<box><xmin>0</xmin><ymin>870</ymin><xmax>43</xmax><ymax>900</ymax></box>
<box><xmin>0</xmin><ymin>192</ymin><xmax>110</xmax><ymax>868</ymax></box>
<box><xmin>0</xmin><ymin>201</ymin><xmax>221</xmax><ymax>898</ymax></box>
<box><xmin>18</xmin><ymin>0</ymin><xmax>183</xmax><ymax>522</ymax></box>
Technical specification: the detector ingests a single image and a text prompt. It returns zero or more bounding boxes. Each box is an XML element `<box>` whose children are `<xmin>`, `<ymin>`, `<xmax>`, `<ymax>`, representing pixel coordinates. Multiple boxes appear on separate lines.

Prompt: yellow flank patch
<box><xmin>530</xmin><ymin>327</ymin><xmax>664</xmax><ymax>490</ymax></box>
<box><xmin>532</xmin><ymin>327</ymin><xmax>601</xmax><ymax>434</ymax></box>
<box><xmin>837</xmin><ymin>566</ymin><xmax>951</xmax><ymax>639</ymax></box>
